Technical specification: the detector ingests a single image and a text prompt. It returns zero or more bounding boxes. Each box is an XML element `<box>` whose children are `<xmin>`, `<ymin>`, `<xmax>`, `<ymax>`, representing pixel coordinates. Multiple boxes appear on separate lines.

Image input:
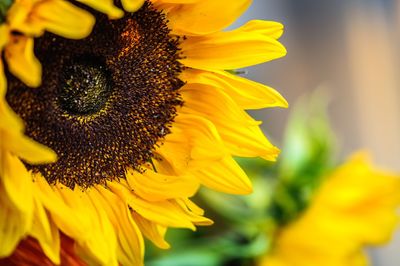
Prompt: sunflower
<box><xmin>260</xmin><ymin>153</ymin><xmax>400</xmax><ymax>266</ymax></box>
<box><xmin>0</xmin><ymin>0</ymin><xmax>287</xmax><ymax>265</ymax></box>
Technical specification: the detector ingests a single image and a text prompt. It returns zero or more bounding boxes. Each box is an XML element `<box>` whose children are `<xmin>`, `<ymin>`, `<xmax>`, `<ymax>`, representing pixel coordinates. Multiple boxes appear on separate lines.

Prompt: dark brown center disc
<box><xmin>6</xmin><ymin>1</ymin><xmax>184</xmax><ymax>188</ymax></box>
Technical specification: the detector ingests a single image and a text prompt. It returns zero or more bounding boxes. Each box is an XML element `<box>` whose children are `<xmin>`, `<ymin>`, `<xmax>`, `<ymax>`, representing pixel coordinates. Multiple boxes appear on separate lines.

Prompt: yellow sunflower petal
<box><xmin>5</xmin><ymin>1</ymin><xmax>32</xmax><ymax>29</ymax></box>
<box><xmin>115</xmin><ymin>213</ymin><xmax>144</xmax><ymax>266</ymax></box>
<box><xmin>126</xmin><ymin>168</ymin><xmax>200</xmax><ymax>202</ymax></box>
<box><xmin>155</xmin><ymin>141</ymin><xmax>193</xmax><ymax>175</ymax></box>
<box><xmin>1</xmin><ymin>153</ymin><xmax>34</xmax><ymax>217</ymax></box>
<box><xmin>239</xmin><ymin>20</ymin><xmax>284</xmax><ymax>39</ymax></box>
<box><xmin>151</xmin><ymin>156</ymin><xmax>179</xmax><ymax>176</ymax></box>
<box><xmin>159</xmin><ymin>0</ymin><xmax>251</xmax><ymax>36</ymax></box>
<box><xmin>173</xmin><ymin>114</ymin><xmax>227</xmax><ymax>162</ymax></box>
<box><xmin>180</xmin><ymin>197</ymin><xmax>204</xmax><ymax>216</ymax></box>
<box><xmin>16</xmin><ymin>0</ymin><xmax>95</xmax><ymax>39</ymax></box>
<box><xmin>0</xmin><ymin>26</ymin><xmax>8</xmax><ymax>92</ymax></box>
<box><xmin>132</xmin><ymin>212</ymin><xmax>170</xmax><ymax>249</ymax></box>
<box><xmin>0</xmin><ymin>94</ymin><xmax>56</xmax><ymax>164</ymax></box>
<box><xmin>174</xmin><ymin>199</ymin><xmax>213</xmax><ymax>226</ymax></box>
<box><xmin>194</xmin><ymin>156</ymin><xmax>253</xmax><ymax>195</ymax></box>
<box><xmin>90</xmin><ymin>187</ymin><xmax>144</xmax><ymax>266</ymax></box>
<box><xmin>0</xmin><ymin>1</ymin><xmax>288</xmax><ymax>264</ymax></box>
<box><xmin>0</xmin><ymin>25</ymin><xmax>9</xmax><ymax>49</ymax></box>
<box><xmin>121</xmin><ymin>0</ymin><xmax>145</xmax><ymax>12</ymax></box>
<box><xmin>56</xmin><ymin>186</ymin><xmax>118</xmax><ymax>266</ymax></box>
<box><xmin>0</xmin><ymin>154</ymin><xmax>34</xmax><ymax>257</ymax></box>
<box><xmin>157</xmin><ymin>113</ymin><xmax>227</xmax><ymax>174</ymax></box>
<box><xmin>219</xmin><ymin>122</ymin><xmax>280</xmax><ymax>160</ymax></box>
<box><xmin>0</xmin><ymin>101</ymin><xmax>23</xmax><ymax>134</ymax></box>
<box><xmin>34</xmin><ymin>176</ymin><xmax>93</xmax><ymax>241</ymax></box>
<box><xmin>30</xmin><ymin>199</ymin><xmax>61</xmax><ymax>265</ymax></box>
<box><xmin>77</xmin><ymin>0</ymin><xmax>124</xmax><ymax>19</ymax></box>
<box><xmin>0</xmin><ymin>61</ymin><xmax>6</xmax><ymax>98</ymax></box>
<box><xmin>0</xmin><ymin>189</ymin><xmax>30</xmax><ymax>257</ymax></box>
<box><xmin>181</xmin><ymin>69</ymin><xmax>288</xmax><ymax>109</ymax></box>
<box><xmin>5</xmin><ymin>35</ymin><xmax>41</xmax><ymax>87</ymax></box>
<box><xmin>108</xmin><ymin>181</ymin><xmax>196</xmax><ymax>229</ymax></box>
<box><xmin>3</xmin><ymin>131</ymin><xmax>57</xmax><ymax>165</ymax></box>
<box><xmin>180</xmin><ymin>84</ymin><xmax>258</xmax><ymax>125</ymax></box>
<box><xmin>181</xmin><ymin>23</ymin><xmax>286</xmax><ymax>70</ymax></box>
<box><xmin>181</xmin><ymin>84</ymin><xmax>280</xmax><ymax>160</ymax></box>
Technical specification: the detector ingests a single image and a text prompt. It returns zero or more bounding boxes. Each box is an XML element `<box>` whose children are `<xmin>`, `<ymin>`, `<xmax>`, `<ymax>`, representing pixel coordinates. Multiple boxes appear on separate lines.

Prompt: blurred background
<box><xmin>239</xmin><ymin>0</ymin><xmax>400</xmax><ymax>170</ymax></box>
<box><xmin>235</xmin><ymin>0</ymin><xmax>400</xmax><ymax>265</ymax></box>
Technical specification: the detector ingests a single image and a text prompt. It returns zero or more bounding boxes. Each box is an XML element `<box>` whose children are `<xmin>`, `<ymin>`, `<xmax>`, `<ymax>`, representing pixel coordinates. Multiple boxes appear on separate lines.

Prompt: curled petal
<box><xmin>11</xmin><ymin>0</ymin><xmax>95</xmax><ymax>39</ymax></box>
<box><xmin>5</xmin><ymin>35</ymin><xmax>41</xmax><ymax>87</ymax></box>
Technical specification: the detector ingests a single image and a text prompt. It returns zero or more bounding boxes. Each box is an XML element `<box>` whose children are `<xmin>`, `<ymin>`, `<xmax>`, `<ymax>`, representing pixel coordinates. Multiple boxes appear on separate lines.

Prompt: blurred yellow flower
<box><xmin>261</xmin><ymin>152</ymin><xmax>400</xmax><ymax>266</ymax></box>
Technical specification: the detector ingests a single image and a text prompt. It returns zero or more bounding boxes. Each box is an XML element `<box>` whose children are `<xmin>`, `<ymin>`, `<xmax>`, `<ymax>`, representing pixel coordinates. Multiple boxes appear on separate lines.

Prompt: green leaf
<box><xmin>0</xmin><ymin>0</ymin><xmax>12</xmax><ymax>24</ymax></box>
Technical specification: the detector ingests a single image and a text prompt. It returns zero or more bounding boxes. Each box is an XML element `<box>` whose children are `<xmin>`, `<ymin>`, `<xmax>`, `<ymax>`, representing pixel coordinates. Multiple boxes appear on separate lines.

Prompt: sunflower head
<box><xmin>0</xmin><ymin>0</ymin><xmax>287</xmax><ymax>265</ymax></box>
